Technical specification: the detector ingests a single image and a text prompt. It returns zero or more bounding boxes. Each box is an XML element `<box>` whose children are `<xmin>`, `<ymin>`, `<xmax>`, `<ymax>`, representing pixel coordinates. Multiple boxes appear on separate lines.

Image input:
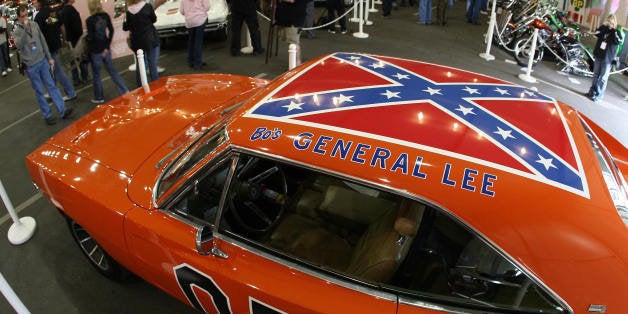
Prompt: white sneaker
<box><xmin>1</xmin><ymin>71</ymin><xmax>6</xmax><ymax>77</ymax></box>
<box><xmin>6</xmin><ymin>68</ymin><xmax>12</xmax><ymax>72</ymax></box>
<box><xmin>91</xmin><ymin>99</ymin><xmax>105</xmax><ymax>104</ymax></box>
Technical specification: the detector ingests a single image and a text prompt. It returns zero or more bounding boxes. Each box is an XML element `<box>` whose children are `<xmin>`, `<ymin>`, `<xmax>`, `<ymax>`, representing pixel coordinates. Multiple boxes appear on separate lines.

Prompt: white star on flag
<box><xmin>536</xmin><ymin>154</ymin><xmax>557</xmax><ymax>170</ymax></box>
<box><xmin>393</xmin><ymin>73</ymin><xmax>409</xmax><ymax>80</ymax></box>
<box><xmin>381</xmin><ymin>90</ymin><xmax>401</xmax><ymax>99</ymax></box>
<box><xmin>423</xmin><ymin>87</ymin><xmax>442</xmax><ymax>95</ymax></box>
<box><xmin>349</xmin><ymin>56</ymin><xmax>361</xmax><ymax>60</ymax></box>
<box><xmin>370</xmin><ymin>62</ymin><xmax>385</xmax><ymax>69</ymax></box>
<box><xmin>333</xmin><ymin>94</ymin><xmax>354</xmax><ymax>105</ymax></box>
<box><xmin>523</xmin><ymin>90</ymin><xmax>535</xmax><ymax>96</ymax></box>
<box><xmin>283</xmin><ymin>101</ymin><xmax>304</xmax><ymax>112</ymax></box>
<box><xmin>494</xmin><ymin>126</ymin><xmax>516</xmax><ymax>140</ymax></box>
<box><xmin>463</xmin><ymin>86</ymin><xmax>480</xmax><ymax>95</ymax></box>
<box><xmin>494</xmin><ymin>87</ymin><xmax>510</xmax><ymax>95</ymax></box>
<box><xmin>455</xmin><ymin>105</ymin><xmax>475</xmax><ymax>116</ymax></box>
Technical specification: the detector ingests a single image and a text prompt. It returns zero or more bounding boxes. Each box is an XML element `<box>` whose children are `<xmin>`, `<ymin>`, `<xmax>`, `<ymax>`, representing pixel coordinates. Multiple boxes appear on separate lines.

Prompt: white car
<box><xmin>153</xmin><ymin>0</ymin><xmax>229</xmax><ymax>38</ymax></box>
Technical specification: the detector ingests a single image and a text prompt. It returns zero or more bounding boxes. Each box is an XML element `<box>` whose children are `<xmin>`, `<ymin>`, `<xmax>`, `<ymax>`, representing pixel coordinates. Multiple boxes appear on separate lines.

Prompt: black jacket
<box><xmin>275</xmin><ymin>0</ymin><xmax>308</xmax><ymax>27</ymax></box>
<box><xmin>61</xmin><ymin>4</ymin><xmax>83</xmax><ymax>46</ymax></box>
<box><xmin>593</xmin><ymin>24</ymin><xmax>624</xmax><ymax>64</ymax></box>
<box><xmin>123</xmin><ymin>3</ymin><xmax>159</xmax><ymax>51</ymax></box>
<box><xmin>34</xmin><ymin>6</ymin><xmax>63</xmax><ymax>53</ymax></box>
<box><xmin>86</xmin><ymin>12</ymin><xmax>113</xmax><ymax>54</ymax></box>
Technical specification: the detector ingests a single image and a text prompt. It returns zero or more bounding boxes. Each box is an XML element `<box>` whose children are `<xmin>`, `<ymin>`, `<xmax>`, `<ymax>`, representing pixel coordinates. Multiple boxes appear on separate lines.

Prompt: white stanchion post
<box><xmin>137</xmin><ymin>49</ymin><xmax>151</xmax><ymax>93</ymax></box>
<box><xmin>353</xmin><ymin>0</ymin><xmax>369</xmax><ymax>38</ymax></box>
<box><xmin>369</xmin><ymin>0</ymin><xmax>378</xmax><ymax>13</ymax></box>
<box><xmin>364</xmin><ymin>0</ymin><xmax>373</xmax><ymax>25</ymax></box>
<box><xmin>0</xmin><ymin>180</ymin><xmax>36</xmax><ymax>246</ymax></box>
<box><xmin>479</xmin><ymin>0</ymin><xmax>497</xmax><ymax>61</ymax></box>
<box><xmin>288</xmin><ymin>44</ymin><xmax>297</xmax><ymax>70</ymax></box>
<box><xmin>350</xmin><ymin>0</ymin><xmax>360</xmax><ymax>22</ymax></box>
<box><xmin>240</xmin><ymin>24</ymin><xmax>254</xmax><ymax>54</ymax></box>
<box><xmin>0</xmin><ymin>273</ymin><xmax>30</xmax><ymax>314</ymax></box>
<box><xmin>518</xmin><ymin>28</ymin><xmax>539</xmax><ymax>83</ymax></box>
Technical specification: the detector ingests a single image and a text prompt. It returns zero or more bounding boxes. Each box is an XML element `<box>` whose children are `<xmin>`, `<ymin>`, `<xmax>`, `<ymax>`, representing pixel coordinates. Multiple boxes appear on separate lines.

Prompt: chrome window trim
<box><xmin>153</xmin><ymin>124</ymin><xmax>229</xmax><ymax>208</ymax></box>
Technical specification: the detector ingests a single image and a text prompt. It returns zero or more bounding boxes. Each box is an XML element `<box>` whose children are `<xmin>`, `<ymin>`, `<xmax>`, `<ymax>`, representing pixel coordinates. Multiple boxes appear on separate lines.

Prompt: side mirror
<box><xmin>195</xmin><ymin>225</ymin><xmax>229</xmax><ymax>258</ymax></box>
<box><xmin>195</xmin><ymin>225</ymin><xmax>214</xmax><ymax>255</ymax></box>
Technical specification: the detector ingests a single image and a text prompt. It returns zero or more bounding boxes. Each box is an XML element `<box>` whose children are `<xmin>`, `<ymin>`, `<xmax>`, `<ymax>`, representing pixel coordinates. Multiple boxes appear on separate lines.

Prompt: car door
<box><xmin>124</xmin><ymin>152</ymin><xmax>399</xmax><ymax>313</ymax></box>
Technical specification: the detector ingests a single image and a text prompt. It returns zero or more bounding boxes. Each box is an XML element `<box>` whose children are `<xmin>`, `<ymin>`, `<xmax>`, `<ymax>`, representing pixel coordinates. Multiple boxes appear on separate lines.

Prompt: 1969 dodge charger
<box><xmin>26</xmin><ymin>53</ymin><xmax>628</xmax><ymax>313</ymax></box>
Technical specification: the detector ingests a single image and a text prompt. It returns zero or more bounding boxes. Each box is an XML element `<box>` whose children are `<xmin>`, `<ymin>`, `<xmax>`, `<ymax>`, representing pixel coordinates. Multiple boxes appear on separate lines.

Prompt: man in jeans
<box><xmin>13</xmin><ymin>4</ymin><xmax>73</xmax><ymax>125</ymax></box>
<box><xmin>34</xmin><ymin>0</ymin><xmax>77</xmax><ymax>101</ymax></box>
<box><xmin>180</xmin><ymin>0</ymin><xmax>209</xmax><ymax>69</ymax></box>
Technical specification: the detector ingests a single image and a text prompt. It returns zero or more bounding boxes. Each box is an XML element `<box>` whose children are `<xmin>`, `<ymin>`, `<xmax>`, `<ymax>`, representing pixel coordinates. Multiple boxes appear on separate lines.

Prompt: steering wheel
<box><xmin>227</xmin><ymin>156</ymin><xmax>288</xmax><ymax>234</ymax></box>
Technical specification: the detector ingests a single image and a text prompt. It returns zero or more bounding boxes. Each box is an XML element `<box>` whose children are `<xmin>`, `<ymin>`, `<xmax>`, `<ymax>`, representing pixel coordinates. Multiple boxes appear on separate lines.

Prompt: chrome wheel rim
<box><xmin>70</xmin><ymin>221</ymin><xmax>111</xmax><ymax>271</ymax></box>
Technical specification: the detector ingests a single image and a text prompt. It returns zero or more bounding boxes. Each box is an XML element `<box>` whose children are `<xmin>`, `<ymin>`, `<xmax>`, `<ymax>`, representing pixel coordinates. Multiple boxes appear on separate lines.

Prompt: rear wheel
<box><xmin>513</xmin><ymin>36</ymin><xmax>543</xmax><ymax>67</ymax></box>
<box><xmin>68</xmin><ymin>219</ymin><xmax>127</xmax><ymax>281</ymax></box>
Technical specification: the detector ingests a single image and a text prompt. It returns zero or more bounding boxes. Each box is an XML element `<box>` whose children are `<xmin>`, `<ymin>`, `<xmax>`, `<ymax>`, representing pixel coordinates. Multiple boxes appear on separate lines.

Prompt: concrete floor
<box><xmin>0</xmin><ymin>3</ymin><xmax>626</xmax><ymax>313</ymax></box>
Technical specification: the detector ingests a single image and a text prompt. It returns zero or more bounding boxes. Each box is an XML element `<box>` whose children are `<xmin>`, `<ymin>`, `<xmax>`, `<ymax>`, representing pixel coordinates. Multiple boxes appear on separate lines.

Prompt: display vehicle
<box><xmin>153</xmin><ymin>0</ymin><xmax>228</xmax><ymax>38</ymax></box>
<box><xmin>26</xmin><ymin>53</ymin><xmax>628</xmax><ymax>313</ymax></box>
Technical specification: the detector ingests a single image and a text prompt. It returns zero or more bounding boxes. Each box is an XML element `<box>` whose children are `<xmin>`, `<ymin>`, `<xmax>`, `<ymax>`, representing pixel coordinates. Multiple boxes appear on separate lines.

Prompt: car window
<box><xmin>215</xmin><ymin>153</ymin><xmax>565</xmax><ymax>313</ymax></box>
<box><xmin>168</xmin><ymin>159</ymin><xmax>231</xmax><ymax>226</ymax></box>
<box><xmin>581</xmin><ymin>123</ymin><xmax>628</xmax><ymax>226</ymax></box>
<box><xmin>157</xmin><ymin>126</ymin><xmax>228</xmax><ymax>200</ymax></box>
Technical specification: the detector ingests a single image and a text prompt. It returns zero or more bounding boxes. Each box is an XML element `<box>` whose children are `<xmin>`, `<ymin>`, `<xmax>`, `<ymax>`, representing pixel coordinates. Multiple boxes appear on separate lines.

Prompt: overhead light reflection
<box><xmin>446</xmin><ymin>71</ymin><xmax>452</xmax><ymax>78</ymax></box>
<box><xmin>520</xmin><ymin>147</ymin><xmax>527</xmax><ymax>155</ymax></box>
<box><xmin>452</xmin><ymin>122</ymin><xmax>459</xmax><ymax>131</ymax></box>
<box><xmin>313</xmin><ymin>94</ymin><xmax>320</xmax><ymax>106</ymax></box>
<box><xmin>417</xmin><ymin>112</ymin><xmax>424</xmax><ymax>123</ymax></box>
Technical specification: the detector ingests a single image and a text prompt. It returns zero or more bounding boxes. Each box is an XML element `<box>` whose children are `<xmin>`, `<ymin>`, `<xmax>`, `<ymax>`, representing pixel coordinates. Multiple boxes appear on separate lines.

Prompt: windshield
<box><xmin>155</xmin><ymin>126</ymin><xmax>228</xmax><ymax>201</ymax></box>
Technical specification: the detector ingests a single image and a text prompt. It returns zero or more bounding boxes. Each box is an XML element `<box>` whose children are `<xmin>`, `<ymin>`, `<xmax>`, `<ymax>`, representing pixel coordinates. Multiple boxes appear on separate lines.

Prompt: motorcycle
<box><xmin>512</xmin><ymin>17</ymin><xmax>594</xmax><ymax>76</ymax></box>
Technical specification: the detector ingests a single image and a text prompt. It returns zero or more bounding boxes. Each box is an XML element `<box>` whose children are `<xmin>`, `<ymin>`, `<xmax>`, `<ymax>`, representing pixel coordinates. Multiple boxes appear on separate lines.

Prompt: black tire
<box><xmin>513</xmin><ymin>36</ymin><xmax>543</xmax><ymax>67</ymax></box>
<box><xmin>67</xmin><ymin>218</ymin><xmax>127</xmax><ymax>281</ymax></box>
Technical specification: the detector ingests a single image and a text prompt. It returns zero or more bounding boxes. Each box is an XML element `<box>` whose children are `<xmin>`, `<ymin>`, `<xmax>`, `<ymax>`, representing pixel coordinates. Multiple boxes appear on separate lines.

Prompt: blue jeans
<box><xmin>91</xmin><ymin>50</ymin><xmax>129</xmax><ymax>101</ymax></box>
<box><xmin>588</xmin><ymin>60</ymin><xmax>612</xmax><ymax>100</ymax></box>
<box><xmin>466</xmin><ymin>0</ymin><xmax>481</xmax><ymax>23</ymax></box>
<box><xmin>51</xmin><ymin>51</ymin><xmax>76</xmax><ymax>98</ymax></box>
<box><xmin>0</xmin><ymin>42</ymin><xmax>7</xmax><ymax>71</ymax></box>
<box><xmin>135</xmin><ymin>45</ymin><xmax>160</xmax><ymax>87</ymax></box>
<box><xmin>419</xmin><ymin>0</ymin><xmax>432</xmax><ymax>23</ymax></box>
<box><xmin>25</xmin><ymin>58</ymin><xmax>67</xmax><ymax>119</ymax></box>
<box><xmin>187</xmin><ymin>22</ymin><xmax>205</xmax><ymax>68</ymax></box>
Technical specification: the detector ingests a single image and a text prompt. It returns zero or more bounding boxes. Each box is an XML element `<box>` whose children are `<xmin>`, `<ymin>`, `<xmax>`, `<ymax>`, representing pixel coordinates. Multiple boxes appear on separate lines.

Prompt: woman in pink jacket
<box><xmin>180</xmin><ymin>0</ymin><xmax>210</xmax><ymax>70</ymax></box>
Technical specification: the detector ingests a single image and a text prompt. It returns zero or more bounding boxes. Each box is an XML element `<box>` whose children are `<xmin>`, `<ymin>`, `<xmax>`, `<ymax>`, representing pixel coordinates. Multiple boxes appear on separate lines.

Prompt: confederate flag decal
<box><xmin>245</xmin><ymin>53</ymin><xmax>588</xmax><ymax>198</ymax></box>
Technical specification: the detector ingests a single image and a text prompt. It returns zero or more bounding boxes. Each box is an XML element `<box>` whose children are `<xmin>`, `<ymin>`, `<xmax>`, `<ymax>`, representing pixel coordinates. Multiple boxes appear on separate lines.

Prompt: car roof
<box><xmin>226</xmin><ymin>53</ymin><xmax>628</xmax><ymax>303</ymax></box>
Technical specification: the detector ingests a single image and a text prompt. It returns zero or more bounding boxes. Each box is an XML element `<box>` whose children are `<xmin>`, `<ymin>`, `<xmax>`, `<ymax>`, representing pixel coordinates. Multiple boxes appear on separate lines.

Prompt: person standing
<box><xmin>418</xmin><ymin>0</ymin><xmax>432</xmax><ymax>25</ymax></box>
<box><xmin>230</xmin><ymin>0</ymin><xmax>264</xmax><ymax>56</ymax></box>
<box><xmin>586</xmin><ymin>14</ymin><xmax>624</xmax><ymax>102</ymax></box>
<box><xmin>180</xmin><ymin>0</ymin><xmax>209</xmax><ymax>68</ymax></box>
<box><xmin>435</xmin><ymin>0</ymin><xmax>449</xmax><ymax>26</ymax></box>
<box><xmin>13</xmin><ymin>4</ymin><xmax>73</xmax><ymax>125</ymax></box>
<box><xmin>1</xmin><ymin>11</ymin><xmax>12</xmax><ymax>72</ymax></box>
<box><xmin>0</xmin><ymin>10</ymin><xmax>9</xmax><ymax>76</ymax></box>
<box><xmin>275</xmin><ymin>0</ymin><xmax>308</xmax><ymax>66</ymax></box>
<box><xmin>124</xmin><ymin>0</ymin><xmax>160</xmax><ymax>87</ymax></box>
<box><xmin>85</xmin><ymin>0</ymin><xmax>129</xmax><ymax>104</ymax></box>
<box><xmin>61</xmin><ymin>0</ymin><xmax>89</xmax><ymax>86</ymax></box>
<box><xmin>34</xmin><ymin>0</ymin><xmax>77</xmax><ymax>101</ymax></box>
<box><xmin>466</xmin><ymin>0</ymin><xmax>480</xmax><ymax>25</ymax></box>
<box><xmin>326</xmin><ymin>0</ymin><xmax>347</xmax><ymax>34</ymax></box>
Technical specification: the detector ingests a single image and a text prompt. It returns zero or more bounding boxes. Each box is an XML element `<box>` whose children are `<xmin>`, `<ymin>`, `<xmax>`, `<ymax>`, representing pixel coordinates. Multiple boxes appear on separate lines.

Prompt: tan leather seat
<box><xmin>345</xmin><ymin>201</ymin><xmax>425</xmax><ymax>283</ymax></box>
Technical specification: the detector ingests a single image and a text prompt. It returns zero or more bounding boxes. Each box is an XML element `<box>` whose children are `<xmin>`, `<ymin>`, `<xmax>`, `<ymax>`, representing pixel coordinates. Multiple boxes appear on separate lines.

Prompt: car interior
<box><xmin>169</xmin><ymin>153</ymin><xmax>565</xmax><ymax>313</ymax></box>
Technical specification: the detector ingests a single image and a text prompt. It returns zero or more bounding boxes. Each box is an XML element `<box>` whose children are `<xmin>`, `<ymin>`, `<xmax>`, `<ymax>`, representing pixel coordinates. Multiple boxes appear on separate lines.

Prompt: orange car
<box><xmin>26</xmin><ymin>53</ymin><xmax>628</xmax><ymax>313</ymax></box>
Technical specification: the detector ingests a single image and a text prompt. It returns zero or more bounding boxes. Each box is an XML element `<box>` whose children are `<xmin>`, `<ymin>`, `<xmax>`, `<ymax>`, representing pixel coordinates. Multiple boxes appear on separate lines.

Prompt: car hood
<box><xmin>154</xmin><ymin>0</ymin><xmax>228</xmax><ymax>29</ymax></box>
<box><xmin>46</xmin><ymin>75</ymin><xmax>267</xmax><ymax>176</ymax></box>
